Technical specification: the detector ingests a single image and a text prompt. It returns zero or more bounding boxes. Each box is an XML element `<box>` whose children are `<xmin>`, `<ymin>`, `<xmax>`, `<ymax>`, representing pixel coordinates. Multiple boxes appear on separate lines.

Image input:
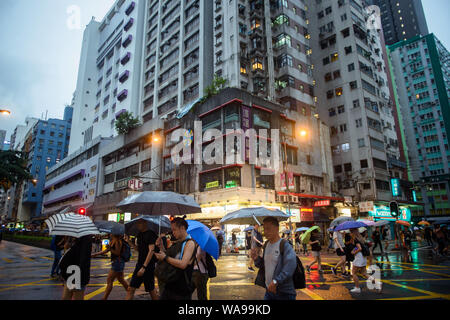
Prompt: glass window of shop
<box><xmin>253</xmin><ymin>108</ymin><xmax>271</xmax><ymax>131</ymax></box>
<box><xmin>224</xmin><ymin>167</ymin><xmax>241</xmax><ymax>188</ymax></box>
<box><xmin>255</xmin><ymin>168</ymin><xmax>275</xmax><ymax>189</ymax></box>
<box><xmin>202</xmin><ymin>109</ymin><xmax>222</xmax><ymax>132</ymax></box>
<box><xmin>200</xmin><ymin>170</ymin><xmax>223</xmax><ymax>192</ymax></box>
<box><xmin>223</xmin><ymin>103</ymin><xmax>240</xmax><ymax>131</ymax></box>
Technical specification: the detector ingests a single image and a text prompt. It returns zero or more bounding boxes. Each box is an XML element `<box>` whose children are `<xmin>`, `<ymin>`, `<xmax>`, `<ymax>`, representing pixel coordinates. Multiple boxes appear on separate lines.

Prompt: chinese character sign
<box><xmin>390</xmin><ymin>178</ymin><xmax>401</xmax><ymax>197</ymax></box>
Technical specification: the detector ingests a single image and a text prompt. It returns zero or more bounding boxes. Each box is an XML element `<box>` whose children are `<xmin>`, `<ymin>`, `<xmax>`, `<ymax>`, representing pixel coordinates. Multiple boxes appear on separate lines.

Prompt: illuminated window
<box><xmin>275</xmin><ymin>34</ymin><xmax>291</xmax><ymax>48</ymax></box>
<box><xmin>331</xmin><ymin>52</ymin><xmax>339</xmax><ymax>62</ymax></box>
<box><xmin>240</xmin><ymin>65</ymin><xmax>247</xmax><ymax>74</ymax></box>
<box><xmin>335</xmin><ymin>87</ymin><xmax>343</xmax><ymax>96</ymax></box>
<box><xmin>251</xmin><ymin>18</ymin><xmax>261</xmax><ymax>30</ymax></box>
<box><xmin>251</xmin><ymin>58</ymin><xmax>263</xmax><ymax>71</ymax></box>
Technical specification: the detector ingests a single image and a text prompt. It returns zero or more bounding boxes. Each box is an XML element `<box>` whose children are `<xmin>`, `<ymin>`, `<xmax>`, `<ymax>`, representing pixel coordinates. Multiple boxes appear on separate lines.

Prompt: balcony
<box><xmin>115</xmin><ymin>109</ymin><xmax>127</xmax><ymax>119</ymax></box>
<box><xmin>124</xmin><ymin>18</ymin><xmax>134</xmax><ymax>31</ymax></box>
<box><xmin>117</xmin><ymin>90</ymin><xmax>128</xmax><ymax>102</ymax></box>
<box><xmin>119</xmin><ymin>70</ymin><xmax>130</xmax><ymax>83</ymax></box>
<box><xmin>121</xmin><ymin>52</ymin><xmax>131</xmax><ymax>65</ymax></box>
<box><xmin>122</xmin><ymin>35</ymin><xmax>132</xmax><ymax>48</ymax></box>
<box><xmin>125</xmin><ymin>1</ymin><xmax>135</xmax><ymax>16</ymax></box>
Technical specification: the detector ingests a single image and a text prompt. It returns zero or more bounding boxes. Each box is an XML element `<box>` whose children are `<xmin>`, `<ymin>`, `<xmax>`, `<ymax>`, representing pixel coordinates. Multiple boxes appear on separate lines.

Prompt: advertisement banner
<box><xmin>359</xmin><ymin>201</ymin><xmax>374</xmax><ymax>212</ymax></box>
<box><xmin>369</xmin><ymin>205</ymin><xmax>411</xmax><ymax>222</ymax></box>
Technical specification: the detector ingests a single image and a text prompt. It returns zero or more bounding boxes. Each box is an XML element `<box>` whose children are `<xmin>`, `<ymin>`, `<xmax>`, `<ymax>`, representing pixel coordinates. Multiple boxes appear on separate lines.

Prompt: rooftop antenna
<box><xmin>45</xmin><ymin>110</ymin><xmax>48</xmax><ymax>121</ymax></box>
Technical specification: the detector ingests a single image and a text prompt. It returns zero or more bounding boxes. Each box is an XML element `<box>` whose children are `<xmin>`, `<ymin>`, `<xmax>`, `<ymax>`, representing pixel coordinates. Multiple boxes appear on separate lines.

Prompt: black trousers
<box><xmin>372</xmin><ymin>240</ymin><xmax>383</xmax><ymax>253</ymax></box>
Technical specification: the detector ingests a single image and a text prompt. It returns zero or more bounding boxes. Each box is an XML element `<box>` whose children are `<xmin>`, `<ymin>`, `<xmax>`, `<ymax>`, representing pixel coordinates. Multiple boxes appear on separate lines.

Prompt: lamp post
<box><xmin>0</xmin><ymin>109</ymin><xmax>11</xmax><ymax>116</ymax></box>
<box><xmin>280</xmin><ymin>125</ymin><xmax>308</xmax><ymax>250</ymax></box>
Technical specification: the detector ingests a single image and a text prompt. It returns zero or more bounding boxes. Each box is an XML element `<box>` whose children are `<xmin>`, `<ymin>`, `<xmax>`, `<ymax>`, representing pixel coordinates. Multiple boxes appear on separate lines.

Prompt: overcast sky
<box><xmin>0</xmin><ymin>0</ymin><xmax>449</xmax><ymax>142</ymax></box>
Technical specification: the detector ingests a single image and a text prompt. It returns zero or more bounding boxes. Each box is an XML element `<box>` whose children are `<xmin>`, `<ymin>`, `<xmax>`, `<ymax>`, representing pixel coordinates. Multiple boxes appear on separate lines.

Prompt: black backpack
<box><xmin>257</xmin><ymin>239</ymin><xmax>306</xmax><ymax>290</ymax></box>
<box><xmin>198</xmin><ymin>252</ymin><xmax>217</xmax><ymax>278</ymax></box>
<box><xmin>357</xmin><ymin>241</ymin><xmax>370</xmax><ymax>257</ymax></box>
<box><xmin>120</xmin><ymin>241</ymin><xmax>132</xmax><ymax>262</ymax></box>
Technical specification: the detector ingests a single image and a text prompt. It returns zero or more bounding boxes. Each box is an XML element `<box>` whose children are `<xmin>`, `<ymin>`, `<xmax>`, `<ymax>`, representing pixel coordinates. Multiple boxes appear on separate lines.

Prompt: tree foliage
<box><xmin>200</xmin><ymin>75</ymin><xmax>228</xmax><ymax>103</ymax></box>
<box><xmin>0</xmin><ymin>150</ymin><xmax>33</xmax><ymax>192</ymax></box>
<box><xmin>115</xmin><ymin>111</ymin><xmax>141</xmax><ymax>135</ymax></box>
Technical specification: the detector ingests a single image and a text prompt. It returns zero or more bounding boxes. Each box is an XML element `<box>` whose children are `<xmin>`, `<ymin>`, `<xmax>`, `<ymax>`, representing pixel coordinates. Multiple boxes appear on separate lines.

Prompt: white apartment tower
<box><xmin>70</xmin><ymin>0</ymin><xmax>147</xmax><ymax>154</ymax></box>
<box><xmin>140</xmin><ymin>0</ymin><xmax>214</xmax><ymax>121</ymax></box>
<box><xmin>308</xmin><ymin>0</ymin><xmax>401</xmax><ymax>205</ymax></box>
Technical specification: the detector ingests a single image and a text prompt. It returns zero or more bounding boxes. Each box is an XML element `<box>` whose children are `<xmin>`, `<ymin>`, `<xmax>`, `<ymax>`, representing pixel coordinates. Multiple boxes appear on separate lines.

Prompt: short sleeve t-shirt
<box><xmin>137</xmin><ymin>230</ymin><xmax>157</xmax><ymax>266</ymax></box>
<box><xmin>310</xmin><ymin>234</ymin><xmax>321</xmax><ymax>251</ymax></box>
<box><xmin>264</xmin><ymin>239</ymin><xmax>282</xmax><ymax>288</ymax></box>
<box><xmin>252</xmin><ymin>230</ymin><xmax>263</xmax><ymax>249</ymax></box>
<box><xmin>333</xmin><ymin>231</ymin><xmax>345</xmax><ymax>249</ymax></box>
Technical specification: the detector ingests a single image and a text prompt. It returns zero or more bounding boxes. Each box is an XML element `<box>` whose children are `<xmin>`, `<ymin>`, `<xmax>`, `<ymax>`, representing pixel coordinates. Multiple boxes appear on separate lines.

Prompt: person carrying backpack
<box><xmin>155</xmin><ymin>217</ymin><xmax>198</xmax><ymax>300</ymax></box>
<box><xmin>348</xmin><ymin>230</ymin><xmax>369</xmax><ymax>294</ymax></box>
<box><xmin>250</xmin><ymin>217</ymin><xmax>297</xmax><ymax>300</ymax></box>
<box><xmin>192</xmin><ymin>247</ymin><xmax>210</xmax><ymax>300</ymax></box>
<box><xmin>91</xmin><ymin>234</ymin><xmax>130</xmax><ymax>300</ymax></box>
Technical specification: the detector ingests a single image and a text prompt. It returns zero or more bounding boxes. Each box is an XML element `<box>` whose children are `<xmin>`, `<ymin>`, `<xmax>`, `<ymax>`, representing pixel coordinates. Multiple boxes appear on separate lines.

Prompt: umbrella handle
<box><xmin>252</xmin><ymin>215</ymin><xmax>261</xmax><ymax>226</ymax></box>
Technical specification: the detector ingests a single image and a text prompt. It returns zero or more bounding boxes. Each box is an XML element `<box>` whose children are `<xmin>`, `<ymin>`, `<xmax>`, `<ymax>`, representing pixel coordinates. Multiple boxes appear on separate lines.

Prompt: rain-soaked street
<box><xmin>0</xmin><ymin>240</ymin><xmax>449</xmax><ymax>300</ymax></box>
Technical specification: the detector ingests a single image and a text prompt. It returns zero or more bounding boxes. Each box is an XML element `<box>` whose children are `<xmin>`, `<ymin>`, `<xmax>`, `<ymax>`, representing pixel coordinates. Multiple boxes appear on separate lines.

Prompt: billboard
<box><xmin>369</xmin><ymin>205</ymin><xmax>411</xmax><ymax>222</ymax></box>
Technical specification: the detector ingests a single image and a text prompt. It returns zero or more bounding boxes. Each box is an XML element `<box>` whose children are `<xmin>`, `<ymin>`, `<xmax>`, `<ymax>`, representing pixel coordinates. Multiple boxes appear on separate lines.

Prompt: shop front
<box><xmin>369</xmin><ymin>203</ymin><xmax>412</xmax><ymax>239</ymax></box>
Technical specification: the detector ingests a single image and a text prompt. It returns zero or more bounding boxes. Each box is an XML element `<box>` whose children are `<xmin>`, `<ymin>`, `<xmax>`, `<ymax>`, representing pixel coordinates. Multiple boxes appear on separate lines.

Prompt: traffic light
<box><xmin>389</xmin><ymin>201</ymin><xmax>399</xmax><ymax>218</ymax></box>
<box><xmin>78</xmin><ymin>207</ymin><xmax>86</xmax><ymax>215</ymax></box>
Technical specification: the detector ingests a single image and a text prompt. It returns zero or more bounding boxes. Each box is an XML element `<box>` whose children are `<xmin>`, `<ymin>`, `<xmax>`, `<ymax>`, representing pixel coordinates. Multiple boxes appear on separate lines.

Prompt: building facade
<box><xmin>0</xmin><ymin>130</ymin><xmax>5</xmax><ymax>151</ymax></box>
<box><xmin>389</xmin><ymin>34</ymin><xmax>450</xmax><ymax>218</ymax></box>
<box><xmin>162</xmin><ymin>88</ymin><xmax>336</xmax><ymax>231</ymax></box>
<box><xmin>140</xmin><ymin>0</ymin><xmax>214</xmax><ymax>122</ymax></box>
<box><xmin>69</xmin><ymin>0</ymin><xmax>147</xmax><ymax>154</ymax></box>
<box><xmin>20</xmin><ymin>107</ymin><xmax>73</xmax><ymax>222</ymax></box>
<box><xmin>307</xmin><ymin>0</ymin><xmax>408</xmax><ymax>217</ymax></box>
<box><xmin>43</xmin><ymin>136</ymin><xmax>113</xmax><ymax>218</ymax></box>
<box><xmin>367</xmin><ymin>0</ymin><xmax>428</xmax><ymax>46</ymax></box>
<box><xmin>212</xmin><ymin>0</ymin><xmax>317</xmax><ymax>119</ymax></box>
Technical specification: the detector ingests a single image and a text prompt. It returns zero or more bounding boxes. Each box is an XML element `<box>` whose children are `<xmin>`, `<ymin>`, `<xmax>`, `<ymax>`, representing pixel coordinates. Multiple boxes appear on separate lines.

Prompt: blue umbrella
<box><xmin>295</xmin><ymin>227</ymin><xmax>309</xmax><ymax>233</ymax></box>
<box><xmin>334</xmin><ymin>221</ymin><xmax>368</xmax><ymax>232</ymax></box>
<box><xmin>243</xmin><ymin>226</ymin><xmax>254</xmax><ymax>232</ymax></box>
<box><xmin>187</xmin><ymin>220</ymin><xmax>219</xmax><ymax>260</ymax></box>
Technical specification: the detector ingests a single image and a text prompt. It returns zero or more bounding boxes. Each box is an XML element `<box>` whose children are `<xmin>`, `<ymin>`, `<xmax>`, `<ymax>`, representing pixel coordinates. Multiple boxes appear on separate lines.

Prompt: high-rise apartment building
<box><xmin>212</xmin><ymin>0</ymin><xmax>316</xmax><ymax>117</ymax></box>
<box><xmin>140</xmin><ymin>0</ymin><xmax>214</xmax><ymax>122</ymax></box>
<box><xmin>389</xmin><ymin>34</ymin><xmax>450</xmax><ymax>217</ymax></box>
<box><xmin>69</xmin><ymin>0</ymin><xmax>147</xmax><ymax>154</ymax></box>
<box><xmin>307</xmin><ymin>0</ymin><xmax>406</xmax><ymax>216</ymax></box>
<box><xmin>367</xmin><ymin>0</ymin><xmax>428</xmax><ymax>45</ymax></box>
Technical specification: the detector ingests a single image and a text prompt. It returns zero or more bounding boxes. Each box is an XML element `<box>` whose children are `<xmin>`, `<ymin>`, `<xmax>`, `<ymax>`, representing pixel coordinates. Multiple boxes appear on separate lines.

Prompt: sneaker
<box><xmin>248</xmin><ymin>267</ymin><xmax>255</xmax><ymax>272</ymax></box>
<box><xmin>350</xmin><ymin>287</ymin><xmax>361</xmax><ymax>293</ymax></box>
<box><xmin>306</xmin><ymin>265</ymin><xmax>311</xmax><ymax>273</ymax></box>
<box><xmin>331</xmin><ymin>267</ymin><xmax>337</xmax><ymax>276</ymax></box>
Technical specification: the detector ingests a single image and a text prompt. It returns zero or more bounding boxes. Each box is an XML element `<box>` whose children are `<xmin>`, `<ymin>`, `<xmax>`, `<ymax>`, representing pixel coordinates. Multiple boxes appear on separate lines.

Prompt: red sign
<box><xmin>314</xmin><ymin>200</ymin><xmax>330</xmax><ymax>207</ymax></box>
<box><xmin>300</xmin><ymin>208</ymin><xmax>314</xmax><ymax>221</ymax></box>
<box><xmin>128</xmin><ymin>179</ymin><xmax>143</xmax><ymax>191</ymax></box>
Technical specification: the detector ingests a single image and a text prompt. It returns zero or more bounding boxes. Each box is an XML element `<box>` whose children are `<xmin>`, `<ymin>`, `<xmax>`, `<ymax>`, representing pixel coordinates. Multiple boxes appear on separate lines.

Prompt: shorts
<box><xmin>336</xmin><ymin>248</ymin><xmax>346</xmax><ymax>256</ymax></box>
<box><xmin>312</xmin><ymin>251</ymin><xmax>321</xmax><ymax>257</ymax></box>
<box><xmin>111</xmin><ymin>259</ymin><xmax>125</xmax><ymax>272</ymax></box>
<box><xmin>129</xmin><ymin>264</ymin><xmax>155</xmax><ymax>292</ymax></box>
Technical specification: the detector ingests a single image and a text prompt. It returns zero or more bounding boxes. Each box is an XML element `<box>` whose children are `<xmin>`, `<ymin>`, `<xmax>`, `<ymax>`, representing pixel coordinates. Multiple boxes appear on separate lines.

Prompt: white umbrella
<box><xmin>49</xmin><ymin>213</ymin><xmax>100</xmax><ymax>238</ymax></box>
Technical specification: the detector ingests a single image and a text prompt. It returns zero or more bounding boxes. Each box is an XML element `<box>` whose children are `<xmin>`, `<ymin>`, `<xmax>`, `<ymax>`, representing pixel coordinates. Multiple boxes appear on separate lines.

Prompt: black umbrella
<box><xmin>125</xmin><ymin>215</ymin><xmax>172</xmax><ymax>236</ymax></box>
<box><xmin>116</xmin><ymin>191</ymin><xmax>202</xmax><ymax>215</ymax></box>
<box><xmin>94</xmin><ymin>221</ymin><xmax>125</xmax><ymax>235</ymax></box>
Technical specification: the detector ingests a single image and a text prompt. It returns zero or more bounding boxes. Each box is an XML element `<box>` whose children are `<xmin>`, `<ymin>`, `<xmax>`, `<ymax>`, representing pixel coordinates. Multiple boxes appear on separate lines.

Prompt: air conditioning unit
<box><xmin>276</xmin><ymin>194</ymin><xmax>288</xmax><ymax>203</ymax></box>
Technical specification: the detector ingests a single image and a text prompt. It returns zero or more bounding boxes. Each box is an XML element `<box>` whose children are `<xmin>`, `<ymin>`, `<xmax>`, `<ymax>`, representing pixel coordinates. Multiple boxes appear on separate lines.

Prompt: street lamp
<box><xmin>281</xmin><ymin>126</ymin><xmax>308</xmax><ymax>250</ymax></box>
<box><xmin>0</xmin><ymin>109</ymin><xmax>11</xmax><ymax>116</ymax></box>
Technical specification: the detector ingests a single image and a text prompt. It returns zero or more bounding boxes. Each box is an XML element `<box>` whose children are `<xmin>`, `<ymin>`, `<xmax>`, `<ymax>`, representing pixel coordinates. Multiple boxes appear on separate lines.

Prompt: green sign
<box><xmin>412</xmin><ymin>190</ymin><xmax>417</xmax><ymax>202</ymax></box>
<box><xmin>390</xmin><ymin>178</ymin><xmax>401</xmax><ymax>197</ymax></box>
<box><xmin>369</xmin><ymin>205</ymin><xmax>411</xmax><ymax>222</ymax></box>
<box><xmin>225</xmin><ymin>180</ymin><xmax>237</xmax><ymax>188</ymax></box>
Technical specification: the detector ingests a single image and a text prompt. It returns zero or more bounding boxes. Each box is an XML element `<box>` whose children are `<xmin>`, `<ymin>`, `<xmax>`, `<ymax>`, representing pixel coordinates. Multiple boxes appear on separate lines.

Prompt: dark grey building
<box><xmin>368</xmin><ymin>0</ymin><xmax>429</xmax><ymax>45</ymax></box>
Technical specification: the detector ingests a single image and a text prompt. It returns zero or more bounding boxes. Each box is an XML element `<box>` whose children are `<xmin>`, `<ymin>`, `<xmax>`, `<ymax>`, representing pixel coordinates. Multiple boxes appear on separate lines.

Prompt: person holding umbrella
<box><xmin>124</xmin><ymin>219</ymin><xmax>159</xmax><ymax>300</ymax></box>
<box><xmin>306</xmin><ymin>229</ymin><xmax>322</xmax><ymax>274</ymax></box>
<box><xmin>91</xmin><ymin>234</ymin><xmax>129</xmax><ymax>300</ymax></box>
<box><xmin>154</xmin><ymin>217</ymin><xmax>198</xmax><ymax>300</ymax></box>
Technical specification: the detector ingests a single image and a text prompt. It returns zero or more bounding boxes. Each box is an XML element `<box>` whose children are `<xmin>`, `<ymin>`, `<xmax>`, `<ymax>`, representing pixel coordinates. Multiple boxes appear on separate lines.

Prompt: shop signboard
<box><xmin>300</xmin><ymin>208</ymin><xmax>314</xmax><ymax>221</ymax></box>
<box><xmin>390</xmin><ymin>178</ymin><xmax>401</xmax><ymax>197</ymax></box>
<box><xmin>369</xmin><ymin>205</ymin><xmax>411</xmax><ymax>222</ymax></box>
<box><xmin>314</xmin><ymin>200</ymin><xmax>330</xmax><ymax>207</ymax></box>
<box><xmin>359</xmin><ymin>201</ymin><xmax>374</xmax><ymax>212</ymax></box>
<box><xmin>206</xmin><ymin>181</ymin><xmax>219</xmax><ymax>189</ymax></box>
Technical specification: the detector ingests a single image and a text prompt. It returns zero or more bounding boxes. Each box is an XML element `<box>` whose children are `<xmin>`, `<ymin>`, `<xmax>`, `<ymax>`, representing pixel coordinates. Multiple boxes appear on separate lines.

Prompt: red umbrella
<box><xmin>395</xmin><ymin>220</ymin><xmax>411</xmax><ymax>227</ymax></box>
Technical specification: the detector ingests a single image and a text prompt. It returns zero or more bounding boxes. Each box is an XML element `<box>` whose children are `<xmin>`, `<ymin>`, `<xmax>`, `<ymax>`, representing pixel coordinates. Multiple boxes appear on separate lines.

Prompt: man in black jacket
<box><xmin>60</xmin><ymin>235</ymin><xmax>92</xmax><ymax>300</ymax></box>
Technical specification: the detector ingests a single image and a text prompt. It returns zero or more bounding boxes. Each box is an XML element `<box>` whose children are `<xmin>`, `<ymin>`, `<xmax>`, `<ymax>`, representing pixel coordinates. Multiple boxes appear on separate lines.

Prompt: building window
<box><xmin>256</xmin><ymin>168</ymin><xmax>274</xmax><ymax>189</ymax></box>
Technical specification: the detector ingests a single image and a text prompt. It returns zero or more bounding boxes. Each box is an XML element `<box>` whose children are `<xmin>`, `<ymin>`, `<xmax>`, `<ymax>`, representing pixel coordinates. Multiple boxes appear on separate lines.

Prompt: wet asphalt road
<box><xmin>0</xmin><ymin>240</ymin><xmax>449</xmax><ymax>300</ymax></box>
